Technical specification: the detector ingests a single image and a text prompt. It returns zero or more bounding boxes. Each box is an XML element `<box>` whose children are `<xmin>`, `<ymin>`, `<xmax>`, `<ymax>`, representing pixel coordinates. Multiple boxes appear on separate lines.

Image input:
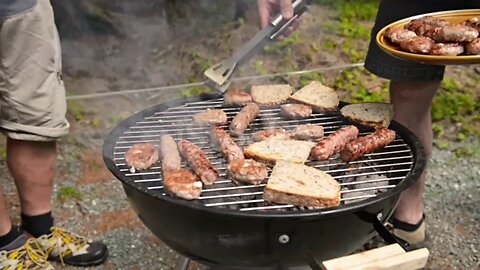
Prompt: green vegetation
<box><xmin>67</xmin><ymin>100</ymin><xmax>87</xmax><ymax>121</ymax></box>
<box><xmin>57</xmin><ymin>185</ymin><xmax>82</xmax><ymax>201</ymax></box>
<box><xmin>334</xmin><ymin>68</ymin><xmax>388</xmax><ymax>103</ymax></box>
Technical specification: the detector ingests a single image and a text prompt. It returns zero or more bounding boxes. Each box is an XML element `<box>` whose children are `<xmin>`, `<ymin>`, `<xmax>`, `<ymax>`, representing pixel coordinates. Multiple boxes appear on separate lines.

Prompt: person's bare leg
<box><xmin>390</xmin><ymin>81</ymin><xmax>439</xmax><ymax>224</ymax></box>
<box><xmin>7</xmin><ymin>138</ymin><xmax>56</xmax><ymax>216</ymax></box>
<box><xmin>0</xmin><ymin>189</ymin><xmax>13</xmax><ymax>236</ymax></box>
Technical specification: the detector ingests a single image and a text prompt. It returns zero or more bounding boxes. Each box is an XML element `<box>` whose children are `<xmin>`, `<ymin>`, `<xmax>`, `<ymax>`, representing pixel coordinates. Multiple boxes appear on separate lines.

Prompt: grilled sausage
<box><xmin>193</xmin><ymin>109</ymin><xmax>228</xmax><ymax>126</ymax></box>
<box><xmin>163</xmin><ymin>169</ymin><xmax>202</xmax><ymax>200</ymax></box>
<box><xmin>178</xmin><ymin>139</ymin><xmax>219</xmax><ymax>185</ymax></box>
<box><xmin>340</xmin><ymin>128</ymin><xmax>396</xmax><ymax>162</ymax></box>
<box><xmin>227</xmin><ymin>159</ymin><xmax>268</xmax><ymax>186</ymax></box>
<box><xmin>385</xmin><ymin>26</ymin><xmax>417</xmax><ymax>44</ymax></box>
<box><xmin>405</xmin><ymin>19</ymin><xmax>441</xmax><ymax>39</ymax></box>
<box><xmin>230</xmin><ymin>102</ymin><xmax>260</xmax><ymax>137</ymax></box>
<box><xmin>252</xmin><ymin>128</ymin><xmax>291</xmax><ymax>142</ymax></box>
<box><xmin>124</xmin><ymin>143</ymin><xmax>159</xmax><ymax>173</ymax></box>
<box><xmin>159</xmin><ymin>135</ymin><xmax>181</xmax><ymax>173</ymax></box>
<box><xmin>210</xmin><ymin>127</ymin><xmax>244</xmax><ymax>163</ymax></box>
<box><xmin>224</xmin><ymin>89</ymin><xmax>252</xmax><ymax>106</ymax></box>
<box><xmin>280</xmin><ymin>104</ymin><xmax>312</xmax><ymax>119</ymax></box>
<box><xmin>434</xmin><ymin>24</ymin><xmax>479</xmax><ymax>43</ymax></box>
<box><xmin>429</xmin><ymin>43</ymin><xmax>464</xmax><ymax>56</ymax></box>
<box><xmin>466</xmin><ymin>38</ymin><xmax>480</xmax><ymax>55</ymax></box>
<box><xmin>399</xmin><ymin>36</ymin><xmax>434</xmax><ymax>54</ymax></box>
<box><xmin>463</xmin><ymin>17</ymin><xmax>480</xmax><ymax>32</ymax></box>
<box><xmin>310</xmin><ymin>125</ymin><xmax>359</xmax><ymax>161</ymax></box>
<box><xmin>291</xmin><ymin>124</ymin><xmax>324</xmax><ymax>141</ymax></box>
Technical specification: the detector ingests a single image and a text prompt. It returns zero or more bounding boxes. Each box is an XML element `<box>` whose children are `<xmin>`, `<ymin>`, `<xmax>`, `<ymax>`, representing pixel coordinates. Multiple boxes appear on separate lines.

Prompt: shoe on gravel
<box><xmin>36</xmin><ymin>227</ymin><xmax>108</xmax><ymax>267</ymax></box>
<box><xmin>0</xmin><ymin>238</ymin><xmax>54</xmax><ymax>270</ymax></box>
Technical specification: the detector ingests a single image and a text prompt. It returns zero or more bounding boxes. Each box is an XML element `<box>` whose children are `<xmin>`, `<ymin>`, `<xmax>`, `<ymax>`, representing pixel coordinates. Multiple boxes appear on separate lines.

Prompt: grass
<box><xmin>57</xmin><ymin>185</ymin><xmax>82</xmax><ymax>201</ymax></box>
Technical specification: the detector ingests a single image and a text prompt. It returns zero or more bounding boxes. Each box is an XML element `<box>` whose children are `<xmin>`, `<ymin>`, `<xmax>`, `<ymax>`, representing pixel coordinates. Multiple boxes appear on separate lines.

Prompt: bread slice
<box><xmin>289</xmin><ymin>81</ymin><xmax>339</xmax><ymax>112</ymax></box>
<box><xmin>340</xmin><ymin>103</ymin><xmax>394</xmax><ymax>130</ymax></box>
<box><xmin>244</xmin><ymin>139</ymin><xmax>315</xmax><ymax>165</ymax></box>
<box><xmin>251</xmin><ymin>84</ymin><xmax>293</xmax><ymax>106</ymax></box>
<box><xmin>263</xmin><ymin>161</ymin><xmax>340</xmax><ymax>207</ymax></box>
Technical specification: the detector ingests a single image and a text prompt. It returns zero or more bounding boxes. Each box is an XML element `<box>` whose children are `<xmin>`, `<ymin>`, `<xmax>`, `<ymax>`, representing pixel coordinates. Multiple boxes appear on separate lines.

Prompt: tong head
<box><xmin>204</xmin><ymin>76</ymin><xmax>232</xmax><ymax>94</ymax></box>
<box><xmin>204</xmin><ymin>59</ymin><xmax>237</xmax><ymax>92</ymax></box>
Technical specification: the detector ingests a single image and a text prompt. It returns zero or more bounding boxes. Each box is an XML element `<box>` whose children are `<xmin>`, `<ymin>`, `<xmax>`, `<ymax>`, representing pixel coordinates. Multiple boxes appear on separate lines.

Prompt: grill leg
<box><xmin>175</xmin><ymin>256</ymin><xmax>190</xmax><ymax>270</ymax></box>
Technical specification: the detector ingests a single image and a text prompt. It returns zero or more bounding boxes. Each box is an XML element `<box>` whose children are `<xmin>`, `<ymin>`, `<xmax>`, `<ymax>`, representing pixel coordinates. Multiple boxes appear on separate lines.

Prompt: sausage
<box><xmin>178</xmin><ymin>139</ymin><xmax>219</xmax><ymax>185</ymax></box>
<box><xmin>429</xmin><ymin>43</ymin><xmax>464</xmax><ymax>56</ymax></box>
<box><xmin>340</xmin><ymin>129</ymin><xmax>396</xmax><ymax>162</ymax></box>
<box><xmin>124</xmin><ymin>143</ymin><xmax>159</xmax><ymax>173</ymax></box>
<box><xmin>280</xmin><ymin>104</ymin><xmax>312</xmax><ymax>119</ymax></box>
<box><xmin>229</xmin><ymin>102</ymin><xmax>260</xmax><ymax>137</ymax></box>
<box><xmin>399</xmin><ymin>36</ymin><xmax>434</xmax><ymax>54</ymax></box>
<box><xmin>163</xmin><ymin>169</ymin><xmax>202</xmax><ymax>200</ymax></box>
<box><xmin>310</xmin><ymin>125</ymin><xmax>359</xmax><ymax>161</ymax></box>
<box><xmin>210</xmin><ymin>127</ymin><xmax>244</xmax><ymax>163</ymax></box>
<box><xmin>159</xmin><ymin>135</ymin><xmax>181</xmax><ymax>173</ymax></box>
<box><xmin>385</xmin><ymin>26</ymin><xmax>417</xmax><ymax>44</ymax></box>
<box><xmin>193</xmin><ymin>109</ymin><xmax>228</xmax><ymax>126</ymax></box>
<box><xmin>433</xmin><ymin>24</ymin><xmax>479</xmax><ymax>43</ymax></box>
<box><xmin>252</xmin><ymin>128</ymin><xmax>291</xmax><ymax>142</ymax></box>
<box><xmin>223</xmin><ymin>89</ymin><xmax>252</xmax><ymax>106</ymax></box>
<box><xmin>466</xmin><ymin>38</ymin><xmax>480</xmax><ymax>55</ymax></box>
<box><xmin>227</xmin><ymin>159</ymin><xmax>268</xmax><ymax>186</ymax></box>
<box><xmin>463</xmin><ymin>17</ymin><xmax>480</xmax><ymax>32</ymax></box>
<box><xmin>405</xmin><ymin>19</ymin><xmax>441</xmax><ymax>38</ymax></box>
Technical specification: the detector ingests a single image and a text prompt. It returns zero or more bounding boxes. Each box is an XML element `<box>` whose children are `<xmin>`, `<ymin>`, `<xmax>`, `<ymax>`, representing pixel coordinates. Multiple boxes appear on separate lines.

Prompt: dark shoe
<box><xmin>0</xmin><ymin>233</ymin><xmax>27</xmax><ymax>252</ymax></box>
<box><xmin>36</xmin><ymin>227</ymin><xmax>108</xmax><ymax>267</ymax></box>
<box><xmin>0</xmin><ymin>238</ymin><xmax>55</xmax><ymax>269</ymax></box>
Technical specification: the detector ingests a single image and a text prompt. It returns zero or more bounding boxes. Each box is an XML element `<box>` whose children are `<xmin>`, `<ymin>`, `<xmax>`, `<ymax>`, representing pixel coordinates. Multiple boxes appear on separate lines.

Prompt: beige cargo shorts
<box><xmin>0</xmin><ymin>0</ymin><xmax>69</xmax><ymax>142</ymax></box>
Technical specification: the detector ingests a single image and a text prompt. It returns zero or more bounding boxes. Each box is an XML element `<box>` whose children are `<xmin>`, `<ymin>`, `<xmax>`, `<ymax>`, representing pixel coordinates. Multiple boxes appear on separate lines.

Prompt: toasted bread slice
<box><xmin>244</xmin><ymin>139</ymin><xmax>315</xmax><ymax>165</ymax></box>
<box><xmin>289</xmin><ymin>81</ymin><xmax>339</xmax><ymax>112</ymax></box>
<box><xmin>263</xmin><ymin>161</ymin><xmax>340</xmax><ymax>207</ymax></box>
<box><xmin>251</xmin><ymin>84</ymin><xmax>293</xmax><ymax>106</ymax></box>
<box><xmin>340</xmin><ymin>103</ymin><xmax>394</xmax><ymax>130</ymax></box>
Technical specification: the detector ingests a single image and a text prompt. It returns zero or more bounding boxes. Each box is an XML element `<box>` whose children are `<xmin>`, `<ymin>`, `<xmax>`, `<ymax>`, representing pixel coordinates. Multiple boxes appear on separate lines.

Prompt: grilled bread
<box><xmin>263</xmin><ymin>161</ymin><xmax>340</xmax><ymax>207</ymax></box>
<box><xmin>289</xmin><ymin>81</ymin><xmax>339</xmax><ymax>112</ymax></box>
<box><xmin>244</xmin><ymin>139</ymin><xmax>315</xmax><ymax>165</ymax></box>
<box><xmin>340</xmin><ymin>103</ymin><xmax>394</xmax><ymax>130</ymax></box>
<box><xmin>251</xmin><ymin>84</ymin><xmax>293</xmax><ymax>106</ymax></box>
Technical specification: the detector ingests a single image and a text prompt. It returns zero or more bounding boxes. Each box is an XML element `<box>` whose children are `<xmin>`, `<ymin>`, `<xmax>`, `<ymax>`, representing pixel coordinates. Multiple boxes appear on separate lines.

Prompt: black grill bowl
<box><xmin>103</xmin><ymin>95</ymin><xmax>426</xmax><ymax>269</ymax></box>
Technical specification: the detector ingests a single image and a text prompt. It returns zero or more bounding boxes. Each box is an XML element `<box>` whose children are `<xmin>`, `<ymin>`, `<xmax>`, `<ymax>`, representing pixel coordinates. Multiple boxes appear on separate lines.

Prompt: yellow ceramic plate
<box><xmin>377</xmin><ymin>9</ymin><xmax>480</xmax><ymax>65</ymax></box>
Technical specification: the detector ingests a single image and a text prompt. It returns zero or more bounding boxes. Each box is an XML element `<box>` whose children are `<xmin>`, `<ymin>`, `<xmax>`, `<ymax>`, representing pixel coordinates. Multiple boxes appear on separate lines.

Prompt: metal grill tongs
<box><xmin>204</xmin><ymin>0</ymin><xmax>312</xmax><ymax>93</ymax></box>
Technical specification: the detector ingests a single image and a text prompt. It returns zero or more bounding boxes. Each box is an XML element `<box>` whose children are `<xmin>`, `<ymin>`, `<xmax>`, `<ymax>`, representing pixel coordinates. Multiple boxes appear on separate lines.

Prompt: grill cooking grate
<box><xmin>112</xmin><ymin>98</ymin><xmax>414</xmax><ymax>212</ymax></box>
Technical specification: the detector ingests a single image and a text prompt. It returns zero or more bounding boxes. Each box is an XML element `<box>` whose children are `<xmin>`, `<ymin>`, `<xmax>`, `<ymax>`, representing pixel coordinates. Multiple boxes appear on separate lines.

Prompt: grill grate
<box><xmin>112</xmin><ymin>98</ymin><xmax>414</xmax><ymax>212</ymax></box>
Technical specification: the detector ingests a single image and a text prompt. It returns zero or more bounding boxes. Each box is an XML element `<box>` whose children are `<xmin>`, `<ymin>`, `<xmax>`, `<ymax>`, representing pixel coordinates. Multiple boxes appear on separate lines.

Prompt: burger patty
<box><xmin>193</xmin><ymin>109</ymin><xmax>228</xmax><ymax>126</ymax></box>
<box><xmin>227</xmin><ymin>159</ymin><xmax>268</xmax><ymax>186</ymax></box>
<box><xmin>124</xmin><ymin>143</ymin><xmax>159</xmax><ymax>173</ymax></box>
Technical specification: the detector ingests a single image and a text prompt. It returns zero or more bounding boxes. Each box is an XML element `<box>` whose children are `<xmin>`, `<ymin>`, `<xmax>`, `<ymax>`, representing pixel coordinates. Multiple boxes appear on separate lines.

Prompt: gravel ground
<box><xmin>1</xmin><ymin>132</ymin><xmax>478</xmax><ymax>269</ymax></box>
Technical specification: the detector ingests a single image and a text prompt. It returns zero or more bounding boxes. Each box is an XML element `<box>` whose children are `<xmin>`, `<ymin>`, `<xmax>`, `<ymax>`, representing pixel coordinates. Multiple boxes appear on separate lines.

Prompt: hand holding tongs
<box><xmin>204</xmin><ymin>0</ymin><xmax>312</xmax><ymax>93</ymax></box>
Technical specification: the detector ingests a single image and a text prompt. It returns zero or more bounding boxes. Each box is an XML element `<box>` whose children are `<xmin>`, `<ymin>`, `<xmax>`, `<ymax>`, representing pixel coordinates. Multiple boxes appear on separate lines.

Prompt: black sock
<box><xmin>0</xmin><ymin>226</ymin><xmax>23</xmax><ymax>248</ymax></box>
<box><xmin>21</xmin><ymin>212</ymin><xmax>54</xmax><ymax>238</ymax></box>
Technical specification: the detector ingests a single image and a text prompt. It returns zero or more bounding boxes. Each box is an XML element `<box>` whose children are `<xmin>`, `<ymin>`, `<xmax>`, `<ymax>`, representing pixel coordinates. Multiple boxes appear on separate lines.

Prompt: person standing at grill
<box><xmin>257</xmin><ymin>0</ymin><xmax>480</xmax><ymax>248</ymax></box>
<box><xmin>0</xmin><ymin>0</ymin><xmax>108</xmax><ymax>268</ymax></box>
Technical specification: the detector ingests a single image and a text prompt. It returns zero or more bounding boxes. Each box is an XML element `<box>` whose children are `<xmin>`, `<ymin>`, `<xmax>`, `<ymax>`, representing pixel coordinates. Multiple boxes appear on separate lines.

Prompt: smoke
<box><xmin>53</xmin><ymin>0</ymin><xmax>254</xmax><ymax>93</ymax></box>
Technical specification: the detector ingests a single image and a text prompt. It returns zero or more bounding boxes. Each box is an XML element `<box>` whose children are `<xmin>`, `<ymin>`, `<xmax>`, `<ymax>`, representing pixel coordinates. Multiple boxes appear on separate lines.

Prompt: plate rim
<box><xmin>376</xmin><ymin>9</ymin><xmax>480</xmax><ymax>65</ymax></box>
